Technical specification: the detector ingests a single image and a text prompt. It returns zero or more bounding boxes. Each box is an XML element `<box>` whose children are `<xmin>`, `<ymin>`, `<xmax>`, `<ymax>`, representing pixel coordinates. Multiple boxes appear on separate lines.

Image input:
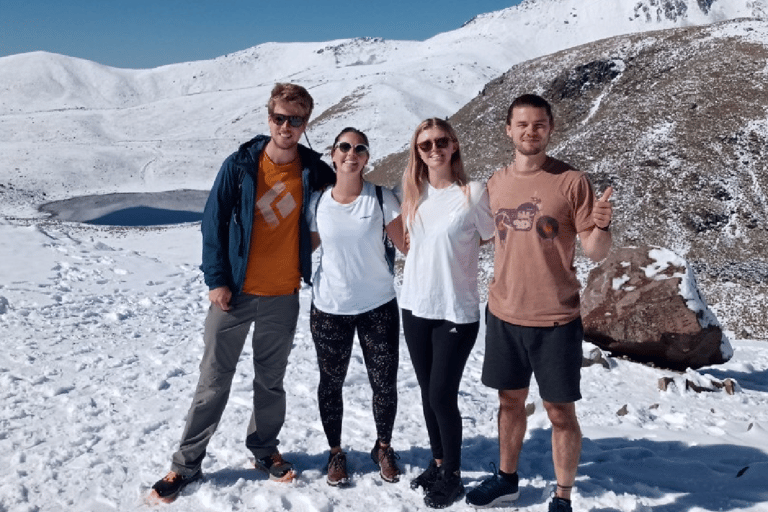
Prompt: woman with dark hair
<box><xmin>307</xmin><ymin>127</ymin><xmax>406</xmax><ymax>487</ymax></box>
<box><xmin>400</xmin><ymin>118</ymin><xmax>495</xmax><ymax>508</ymax></box>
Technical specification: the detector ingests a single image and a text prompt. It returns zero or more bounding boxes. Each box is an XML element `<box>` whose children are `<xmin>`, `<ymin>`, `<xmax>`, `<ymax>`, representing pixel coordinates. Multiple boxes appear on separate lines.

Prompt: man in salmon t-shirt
<box><xmin>150</xmin><ymin>83</ymin><xmax>335</xmax><ymax>503</ymax></box>
<box><xmin>465</xmin><ymin>94</ymin><xmax>613</xmax><ymax>512</ymax></box>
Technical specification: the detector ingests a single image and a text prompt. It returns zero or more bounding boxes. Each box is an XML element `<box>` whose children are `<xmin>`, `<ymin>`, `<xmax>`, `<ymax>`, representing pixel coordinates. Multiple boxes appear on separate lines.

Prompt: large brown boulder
<box><xmin>581</xmin><ymin>246</ymin><xmax>733</xmax><ymax>371</ymax></box>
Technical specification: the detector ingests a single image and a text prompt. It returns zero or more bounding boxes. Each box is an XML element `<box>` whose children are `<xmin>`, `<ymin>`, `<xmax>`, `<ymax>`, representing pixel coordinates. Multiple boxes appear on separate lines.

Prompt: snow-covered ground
<box><xmin>2</xmin><ymin>218</ymin><xmax>767</xmax><ymax>512</ymax></box>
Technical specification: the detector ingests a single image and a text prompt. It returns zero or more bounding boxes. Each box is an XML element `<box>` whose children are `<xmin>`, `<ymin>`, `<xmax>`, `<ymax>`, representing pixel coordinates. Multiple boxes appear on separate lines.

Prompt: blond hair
<box><xmin>401</xmin><ymin>118</ymin><xmax>468</xmax><ymax>228</ymax></box>
<box><xmin>267</xmin><ymin>83</ymin><xmax>314</xmax><ymax>118</ymax></box>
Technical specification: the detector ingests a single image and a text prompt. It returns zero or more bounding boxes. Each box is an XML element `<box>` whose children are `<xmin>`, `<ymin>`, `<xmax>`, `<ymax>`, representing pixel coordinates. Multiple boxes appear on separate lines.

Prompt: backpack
<box><xmin>315</xmin><ymin>184</ymin><xmax>397</xmax><ymax>275</ymax></box>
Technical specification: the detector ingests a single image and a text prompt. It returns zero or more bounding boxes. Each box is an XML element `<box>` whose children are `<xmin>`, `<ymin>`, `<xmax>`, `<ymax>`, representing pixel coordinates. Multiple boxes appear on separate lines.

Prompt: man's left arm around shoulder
<box><xmin>302</xmin><ymin>145</ymin><xmax>336</xmax><ymax>191</ymax></box>
<box><xmin>579</xmin><ymin>186</ymin><xmax>613</xmax><ymax>262</ymax></box>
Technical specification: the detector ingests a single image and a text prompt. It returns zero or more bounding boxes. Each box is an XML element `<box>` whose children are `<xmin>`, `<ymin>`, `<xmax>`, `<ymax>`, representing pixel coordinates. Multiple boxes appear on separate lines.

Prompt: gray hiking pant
<box><xmin>170</xmin><ymin>292</ymin><xmax>300</xmax><ymax>475</ymax></box>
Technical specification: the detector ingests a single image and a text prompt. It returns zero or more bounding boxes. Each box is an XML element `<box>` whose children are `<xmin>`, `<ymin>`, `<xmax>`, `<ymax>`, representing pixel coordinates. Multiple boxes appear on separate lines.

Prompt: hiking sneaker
<box><xmin>326</xmin><ymin>450</ymin><xmax>350</xmax><ymax>487</ymax></box>
<box><xmin>424</xmin><ymin>469</ymin><xmax>464</xmax><ymax>509</ymax></box>
<box><xmin>411</xmin><ymin>459</ymin><xmax>441</xmax><ymax>491</ymax></box>
<box><xmin>465</xmin><ymin>466</ymin><xmax>519</xmax><ymax>508</ymax></box>
<box><xmin>254</xmin><ymin>452</ymin><xmax>296</xmax><ymax>481</ymax></box>
<box><xmin>370</xmin><ymin>440</ymin><xmax>401</xmax><ymax>483</ymax></box>
<box><xmin>549</xmin><ymin>496</ymin><xmax>573</xmax><ymax>512</ymax></box>
<box><xmin>150</xmin><ymin>469</ymin><xmax>202</xmax><ymax>503</ymax></box>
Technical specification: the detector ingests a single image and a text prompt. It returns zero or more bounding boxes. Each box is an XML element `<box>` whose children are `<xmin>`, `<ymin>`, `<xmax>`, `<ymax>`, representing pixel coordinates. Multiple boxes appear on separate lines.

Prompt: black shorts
<box><xmin>482</xmin><ymin>309</ymin><xmax>582</xmax><ymax>403</ymax></box>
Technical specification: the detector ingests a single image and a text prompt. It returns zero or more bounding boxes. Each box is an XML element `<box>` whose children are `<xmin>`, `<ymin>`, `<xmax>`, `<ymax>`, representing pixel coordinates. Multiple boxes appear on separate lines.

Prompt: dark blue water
<box><xmin>86</xmin><ymin>206</ymin><xmax>203</xmax><ymax>226</ymax></box>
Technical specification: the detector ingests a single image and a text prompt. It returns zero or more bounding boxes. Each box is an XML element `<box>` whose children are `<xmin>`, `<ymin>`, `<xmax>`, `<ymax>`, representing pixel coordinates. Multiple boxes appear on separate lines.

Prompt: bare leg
<box><xmin>498</xmin><ymin>388</ymin><xmax>529</xmax><ymax>474</ymax></box>
<box><xmin>543</xmin><ymin>401</ymin><xmax>581</xmax><ymax>500</ymax></box>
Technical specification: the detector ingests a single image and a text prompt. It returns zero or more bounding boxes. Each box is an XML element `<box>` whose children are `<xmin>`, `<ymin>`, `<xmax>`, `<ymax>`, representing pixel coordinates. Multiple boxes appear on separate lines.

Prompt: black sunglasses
<box><xmin>334</xmin><ymin>142</ymin><xmax>369</xmax><ymax>155</ymax></box>
<box><xmin>270</xmin><ymin>113</ymin><xmax>306</xmax><ymax>128</ymax></box>
<box><xmin>417</xmin><ymin>136</ymin><xmax>451</xmax><ymax>152</ymax></box>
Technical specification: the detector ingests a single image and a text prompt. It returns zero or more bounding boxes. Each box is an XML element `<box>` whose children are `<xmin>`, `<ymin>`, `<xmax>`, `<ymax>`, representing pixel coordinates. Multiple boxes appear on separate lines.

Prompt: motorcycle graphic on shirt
<box><xmin>495</xmin><ymin>199</ymin><xmax>559</xmax><ymax>244</ymax></box>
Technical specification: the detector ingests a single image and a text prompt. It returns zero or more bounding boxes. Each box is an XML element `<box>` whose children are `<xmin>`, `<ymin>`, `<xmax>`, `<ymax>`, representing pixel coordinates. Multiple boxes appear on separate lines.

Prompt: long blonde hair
<box><xmin>401</xmin><ymin>118</ymin><xmax>469</xmax><ymax>228</ymax></box>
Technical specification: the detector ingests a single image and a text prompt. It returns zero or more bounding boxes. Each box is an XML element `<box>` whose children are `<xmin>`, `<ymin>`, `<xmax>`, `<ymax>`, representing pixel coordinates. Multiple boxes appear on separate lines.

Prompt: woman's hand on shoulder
<box><xmin>386</xmin><ymin>216</ymin><xmax>408</xmax><ymax>255</ymax></box>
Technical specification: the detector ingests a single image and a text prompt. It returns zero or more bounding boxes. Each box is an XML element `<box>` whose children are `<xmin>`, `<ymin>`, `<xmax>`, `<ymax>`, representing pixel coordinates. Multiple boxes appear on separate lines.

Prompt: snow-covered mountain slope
<box><xmin>365</xmin><ymin>17</ymin><xmax>768</xmax><ymax>339</ymax></box>
<box><xmin>1</xmin><ymin>0</ymin><xmax>765</xmax><ymax>210</ymax></box>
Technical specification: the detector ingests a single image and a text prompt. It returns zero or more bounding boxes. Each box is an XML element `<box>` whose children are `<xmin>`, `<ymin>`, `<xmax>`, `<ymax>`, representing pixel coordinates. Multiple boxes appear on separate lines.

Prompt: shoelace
<box><xmin>161</xmin><ymin>472</ymin><xmax>179</xmax><ymax>483</ymax></box>
<box><xmin>377</xmin><ymin>446</ymin><xmax>400</xmax><ymax>465</ymax></box>
<box><xmin>265</xmin><ymin>453</ymin><xmax>289</xmax><ymax>470</ymax></box>
<box><xmin>431</xmin><ymin>469</ymin><xmax>462</xmax><ymax>496</ymax></box>
<box><xmin>476</xmin><ymin>462</ymin><xmax>500</xmax><ymax>490</ymax></box>
<box><xmin>329</xmin><ymin>453</ymin><xmax>346</xmax><ymax>470</ymax></box>
<box><xmin>384</xmin><ymin>448</ymin><xmax>400</xmax><ymax>463</ymax></box>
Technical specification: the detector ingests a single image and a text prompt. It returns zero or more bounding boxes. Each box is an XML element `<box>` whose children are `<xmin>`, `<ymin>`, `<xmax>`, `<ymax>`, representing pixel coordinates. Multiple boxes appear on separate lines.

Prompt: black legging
<box><xmin>402</xmin><ymin>309</ymin><xmax>478</xmax><ymax>474</ymax></box>
<box><xmin>310</xmin><ymin>299</ymin><xmax>400</xmax><ymax>448</ymax></box>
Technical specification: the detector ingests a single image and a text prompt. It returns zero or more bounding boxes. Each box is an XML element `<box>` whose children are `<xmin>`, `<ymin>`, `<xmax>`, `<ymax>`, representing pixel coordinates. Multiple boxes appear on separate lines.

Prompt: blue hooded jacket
<box><xmin>200</xmin><ymin>135</ymin><xmax>335</xmax><ymax>295</ymax></box>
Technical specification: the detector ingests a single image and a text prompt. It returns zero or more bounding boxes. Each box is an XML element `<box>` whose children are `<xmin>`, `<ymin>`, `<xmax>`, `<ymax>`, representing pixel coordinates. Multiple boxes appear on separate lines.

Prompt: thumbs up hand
<box><xmin>593</xmin><ymin>186</ymin><xmax>613</xmax><ymax>231</ymax></box>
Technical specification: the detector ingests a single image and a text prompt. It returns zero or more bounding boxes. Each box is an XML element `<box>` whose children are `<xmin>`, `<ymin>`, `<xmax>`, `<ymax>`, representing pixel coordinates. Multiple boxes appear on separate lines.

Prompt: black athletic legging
<box><xmin>310</xmin><ymin>299</ymin><xmax>400</xmax><ymax>448</ymax></box>
<box><xmin>401</xmin><ymin>309</ymin><xmax>479</xmax><ymax>474</ymax></box>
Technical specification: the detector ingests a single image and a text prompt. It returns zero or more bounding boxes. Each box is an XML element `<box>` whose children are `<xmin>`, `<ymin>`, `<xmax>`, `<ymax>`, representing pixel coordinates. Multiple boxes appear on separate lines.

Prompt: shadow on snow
<box><xmin>191</xmin><ymin>431</ymin><xmax>768</xmax><ymax>511</ymax></box>
<box><xmin>462</xmin><ymin>429</ymin><xmax>768</xmax><ymax>511</ymax></box>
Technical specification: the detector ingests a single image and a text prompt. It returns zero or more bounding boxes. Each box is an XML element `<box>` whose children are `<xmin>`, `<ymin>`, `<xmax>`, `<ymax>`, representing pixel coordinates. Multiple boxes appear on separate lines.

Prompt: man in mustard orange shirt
<box><xmin>151</xmin><ymin>83</ymin><xmax>335</xmax><ymax>503</ymax></box>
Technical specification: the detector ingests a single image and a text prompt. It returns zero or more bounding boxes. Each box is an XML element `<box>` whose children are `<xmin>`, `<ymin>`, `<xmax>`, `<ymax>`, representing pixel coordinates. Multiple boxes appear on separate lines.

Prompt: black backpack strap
<box><xmin>375</xmin><ymin>185</ymin><xmax>396</xmax><ymax>275</ymax></box>
<box><xmin>313</xmin><ymin>186</ymin><xmax>327</xmax><ymax>225</ymax></box>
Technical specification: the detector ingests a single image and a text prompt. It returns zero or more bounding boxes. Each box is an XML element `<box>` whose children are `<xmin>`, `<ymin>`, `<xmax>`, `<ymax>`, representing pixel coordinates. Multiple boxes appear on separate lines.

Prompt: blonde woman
<box><xmin>399</xmin><ymin>118</ymin><xmax>494</xmax><ymax>508</ymax></box>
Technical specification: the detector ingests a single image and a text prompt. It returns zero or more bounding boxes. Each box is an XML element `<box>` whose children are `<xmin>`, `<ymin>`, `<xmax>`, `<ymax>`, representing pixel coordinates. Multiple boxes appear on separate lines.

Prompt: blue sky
<box><xmin>1</xmin><ymin>0</ymin><xmax>524</xmax><ymax>69</ymax></box>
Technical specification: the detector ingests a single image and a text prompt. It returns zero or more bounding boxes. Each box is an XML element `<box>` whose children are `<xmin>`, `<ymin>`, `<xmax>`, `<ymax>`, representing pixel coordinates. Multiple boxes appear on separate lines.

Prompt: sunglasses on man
<box><xmin>417</xmin><ymin>136</ymin><xmax>451</xmax><ymax>152</ymax></box>
<box><xmin>334</xmin><ymin>142</ymin><xmax>369</xmax><ymax>155</ymax></box>
<box><xmin>270</xmin><ymin>113</ymin><xmax>306</xmax><ymax>128</ymax></box>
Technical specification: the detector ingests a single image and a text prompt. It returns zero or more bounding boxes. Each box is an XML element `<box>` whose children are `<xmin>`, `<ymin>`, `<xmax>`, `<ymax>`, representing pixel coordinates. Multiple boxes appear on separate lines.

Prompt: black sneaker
<box><xmin>549</xmin><ymin>496</ymin><xmax>573</xmax><ymax>512</ymax></box>
<box><xmin>424</xmin><ymin>469</ymin><xmax>464</xmax><ymax>509</ymax></box>
<box><xmin>326</xmin><ymin>450</ymin><xmax>350</xmax><ymax>487</ymax></box>
<box><xmin>370</xmin><ymin>440</ymin><xmax>401</xmax><ymax>483</ymax></box>
<box><xmin>411</xmin><ymin>459</ymin><xmax>440</xmax><ymax>491</ymax></box>
<box><xmin>254</xmin><ymin>452</ymin><xmax>296</xmax><ymax>481</ymax></box>
<box><xmin>150</xmin><ymin>469</ymin><xmax>202</xmax><ymax>503</ymax></box>
<box><xmin>465</xmin><ymin>466</ymin><xmax>519</xmax><ymax>508</ymax></box>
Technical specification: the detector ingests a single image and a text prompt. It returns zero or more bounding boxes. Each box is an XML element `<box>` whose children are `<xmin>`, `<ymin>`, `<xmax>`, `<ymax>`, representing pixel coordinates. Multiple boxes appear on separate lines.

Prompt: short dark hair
<box><xmin>267</xmin><ymin>83</ymin><xmax>314</xmax><ymax>119</ymax></box>
<box><xmin>506</xmin><ymin>94</ymin><xmax>554</xmax><ymax>126</ymax></box>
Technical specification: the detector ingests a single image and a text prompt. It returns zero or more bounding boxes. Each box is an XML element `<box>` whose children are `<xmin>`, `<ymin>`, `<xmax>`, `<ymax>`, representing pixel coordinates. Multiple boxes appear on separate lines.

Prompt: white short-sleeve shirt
<box><xmin>307</xmin><ymin>181</ymin><xmax>400</xmax><ymax>315</ymax></box>
<box><xmin>399</xmin><ymin>181</ymin><xmax>494</xmax><ymax>324</ymax></box>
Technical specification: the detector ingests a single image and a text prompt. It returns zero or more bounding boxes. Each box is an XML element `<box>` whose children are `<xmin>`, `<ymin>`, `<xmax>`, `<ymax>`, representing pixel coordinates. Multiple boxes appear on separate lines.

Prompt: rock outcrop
<box><xmin>581</xmin><ymin>246</ymin><xmax>733</xmax><ymax>370</ymax></box>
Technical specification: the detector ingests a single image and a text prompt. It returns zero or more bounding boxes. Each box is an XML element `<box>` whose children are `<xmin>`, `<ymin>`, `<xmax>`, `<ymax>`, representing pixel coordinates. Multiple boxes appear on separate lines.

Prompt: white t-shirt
<box><xmin>400</xmin><ymin>181</ymin><xmax>494</xmax><ymax>324</ymax></box>
<box><xmin>307</xmin><ymin>181</ymin><xmax>400</xmax><ymax>315</ymax></box>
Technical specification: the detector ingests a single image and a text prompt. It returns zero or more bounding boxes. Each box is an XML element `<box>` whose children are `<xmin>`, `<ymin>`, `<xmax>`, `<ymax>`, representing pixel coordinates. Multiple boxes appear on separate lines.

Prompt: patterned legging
<box><xmin>310</xmin><ymin>298</ymin><xmax>400</xmax><ymax>448</ymax></box>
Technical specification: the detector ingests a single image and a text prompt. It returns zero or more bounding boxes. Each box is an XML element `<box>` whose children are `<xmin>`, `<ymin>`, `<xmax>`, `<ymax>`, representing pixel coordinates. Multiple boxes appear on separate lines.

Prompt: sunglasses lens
<box><xmin>272</xmin><ymin>114</ymin><xmax>304</xmax><ymax>127</ymax></box>
<box><xmin>417</xmin><ymin>137</ymin><xmax>451</xmax><ymax>152</ymax></box>
<box><xmin>335</xmin><ymin>142</ymin><xmax>369</xmax><ymax>154</ymax></box>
